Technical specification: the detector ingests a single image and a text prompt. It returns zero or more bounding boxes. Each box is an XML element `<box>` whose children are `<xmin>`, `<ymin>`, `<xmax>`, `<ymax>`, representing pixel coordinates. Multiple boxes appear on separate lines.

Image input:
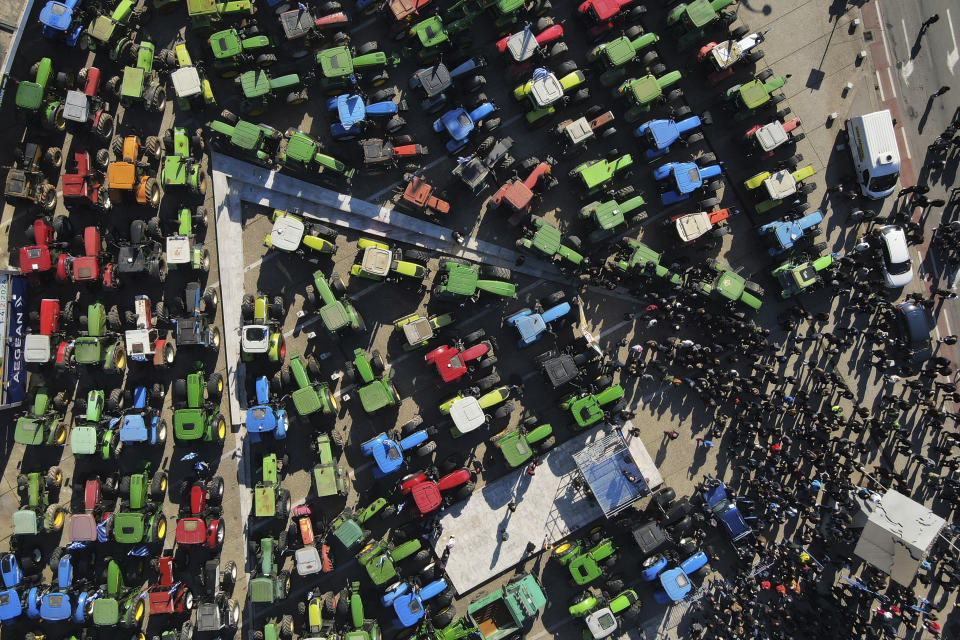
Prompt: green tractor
<box><xmin>393</xmin><ymin>311</ymin><xmax>456</xmax><ymax>351</ymax></box>
<box><xmin>241</xmin><ymin>292</ymin><xmax>286</xmax><ymax>363</ymax></box>
<box><xmin>69</xmin><ymin>389</ymin><xmax>120</xmax><ymax>459</ymax></box>
<box><xmin>12</xmin><ymin>467</ymin><xmax>65</xmax><ymax>538</ymax></box>
<box><xmin>252</xmin><ymin>452</ymin><xmax>292</xmax><ymax>522</ymax></box>
<box><xmin>588</xmin><ymin>27</ymin><xmax>661</xmax><ymax>87</ymax></box>
<box><xmin>316</xmin><ymin>43</ymin><xmax>399</xmax><ymax>94</ymax></box>
<box><xmin>615</xmin><ymin>71</ymin><xmax>683</xmax><ymax>121</ymax></box>
<box><xmin>14</xmin><ymin>386</ymin><xmax>68</xmax><ymax>447</ymax></box>
<box><xmin>613</xmin><ymin>238</ymin><xmax>683</xmax><ymax>285</ymax></box>
<box><xmin>477</xmin><ymin>0</ymin><xmax>551</xmax><ymax>32</ymax></box>
<box><xmin>691</xmin><ymin>258</ymin><xmax>764</xmax><ymax>310</ymax></box>
<box><xmin>278</xmin><ymin>128</ymin><xmax>355</xmax><ymax>182</ymax></box>
<box><xmin>264</xmin><ymin>209</ymin><xmax>339</xmax><ymax>259</ymax></box>
<box><xmin>161</xmin><ymin>127</ymin><xmax>206</xmax><ymax>195</ymax></box>
<box><xmin>90</xmin><ymin>557</ymin><xmax>148</xmax><ymax>629</ymax></box>
<box><xmin>208</xmin><ymin>25</ymin><xmax>277</xmax><ymax>77</ymax></box>
<box><xmin>108</xmin><ymin>501</ymin><xmax>166</xmax><ymax>545</ymax></box>
<box><xmin>165</xmin><ymin>206</ymin><xmax>211</xmax><ymax>273</ymax></box>
<box><xmin>59</xmin><ymin>302</ymin><xmax>128</xmax><ymax>374</ymax></box>
<box><xmin>405</xmin><ymin>11</ymin><xmax>476</xmax><ymax>62</ymax></box>
<box><xmin>311</xmin><ymin>433</ymin><xmax>348</xmax><ymax>498</ymax></box>
<box><xmin>666</xmin><ymin>0</ymin><xmax>736</xmax><ymax>50</ymax></box>
<box><xmin>555</xmin><ymin>534</ymin><xmax>619</xmax><ymax>586</ymax></box>
<box><xmin>345</xmin><ymin>348</ymin><xmax>400</xmax><ymax>414</ymax></box>
<box><xmin>82</xmin><ymin>0</ymin><xmax>145</xmax><ymax>52</ymax></box>
<box><xmin>516</xmin><ymin>216</ymin><xmax>585</xmax><ymax>268</ymax></box>
<box><xmin>235</xmin><ymin>69</ymin><xmax>309</xmax><ymax>116</ymax></box>
<box><xmin>256</xmin><ymin>616</ymin><xmax>296</xmax><ymax>640</ymax></box>
<box><xmin>723</xmin><ymin>70</ymin><xmax>788</xmax><ymax>119</ymax></box>
<box><xmin>117</xmin><ymin>462</ymin><xmax>168</xmax><ymax>510</ymax></box>
<box><xmin>276</xmin><ymin>351</ymin><xmax>338</xmax><ymax>419</ymax></box>
<box><xmin>339</xmin><ymin>580</ymin><xmax>382</xmax><ymax>640</ymax></box>
<box><xmin>357</xmin><ymin>535</ymin><xmax>429</xmax><ymax>587</ymax></box>
<box><xmin>305</xmin><ymin>269</ymin><xmax>366</xmax><ymax>338</ymax></box>
<box><xmin>163</xmin><ymin>39</ymin><xmax>217</xmax><ymax>111</ymax></box>
<box><xmin>569</xmin><ymin>154</ymin><xmax>633</xmax><ymax>196</ymax></box>
<box><xmin>172</xmin><ymin>364</ymin><xmax>227</xmax><ymax>443</ymax></box>
<box><xmin>249</xmin><ymin>535</ymin><xmax>292</xmax><ymax>605</ymax></box>
<box><xmin>327</xmin><ymin>498</ymin><xmax>389</xmax><ymax>552</ymax></box>
<box><xmin>433</xmin><ymin>260</ymin><xmax>516</xmax><ymax>302</ymax></box>
<box><xmin>772</xmin><ymin>252</ymin><xmax>837</xmax><ymax>298</ymax></box>
<box><xmin>350</xmin><ymin>238</ymin><xmax>431</xmax><ymax>284</ymax></box>
<box><xmin>106</xmin><ymin>40</ymin><xmax>167</xmax><ymax>112</ymax></box>
<box><xmin>569</xmin><ymin>587</ymin><xmax>641</xmax><ymax>640</ymax></box>
<box><xmin>208</xmin><ymin>111</ymin><xmax>282</xmax><ymax>167</ymax></box>
<box><xmin>186</xmin><ymin>0</ymin><xmax>255</xmax><ymax>32</ymax></box>
<box><xmin>14</xmin><ymin>58</ymin><xmax>66</xmax><ymax>131</ymax></box>
<box><xmin>492</xmin><ymin>416</ymin><xmax>554</xmax><ymax>467</ymax></box>
<box><xmin>560</xmin><ymin>384</ymin><xmax>625</xmax><ymax>430</ymax></box>
<box><xmin>579</xmin><ymin>191</ymin><xmax>645</xmax><ymax>242</ymax></box>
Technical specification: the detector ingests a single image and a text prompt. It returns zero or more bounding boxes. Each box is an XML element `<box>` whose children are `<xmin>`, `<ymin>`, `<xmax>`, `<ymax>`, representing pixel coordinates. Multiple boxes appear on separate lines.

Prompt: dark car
<box><xmin>895</xmin><ymin>301</ymin><xmax>933</xmax><ymax>364</ymax></box>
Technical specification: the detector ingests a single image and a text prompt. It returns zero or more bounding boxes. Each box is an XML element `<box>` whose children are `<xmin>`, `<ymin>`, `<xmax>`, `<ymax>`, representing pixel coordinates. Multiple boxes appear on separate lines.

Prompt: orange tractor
<box><xmin>106</xmin><ymin>134</ymin><xmax>162</xmax><ymax>208</ymax></box>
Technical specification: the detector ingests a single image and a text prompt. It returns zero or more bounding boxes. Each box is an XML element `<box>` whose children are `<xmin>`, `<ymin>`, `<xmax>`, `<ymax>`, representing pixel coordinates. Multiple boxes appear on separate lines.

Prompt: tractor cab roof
<box><xmin>116</xmin><ymin>245</ymin><xmax>148</xmax><ymax>273</ymax></box>
<box><xmin>646</xmin><ymin>119</ymin><xmax>679</xmax><ymax>149</ymax></box>
<box><xmin>40</xmin><ymin>591</ymin><xmax>73</xmax><ymax>621</ymax></box>
<box><xmin>246</xmin><ymin>403</ymin><xmax>281</xmax><ymax>433</ymax></box>
<box><xmin>511</xmin><ymin>313</ymin><xmax>546</xmax><ymax>344</ymax></box>
<box><xmin>402</xmin><ymin>317</ymin><xmax>434</xmax><ymax>345</ymax></box>
<box><xmin>357</xmin><ymin>381</ymin><xmax>396</xmax><ymax>412</ymax></box>
<box><xmin>174</xmin><ymin>407</ymin><xmax>207</xmax><ymax>439</ymax></box>
<box><xmin>24</xmin><ymin>334</ymin><xmax>52</xmax><ymax>363</ymax></box>
<box><xmin>410</xmin><ymin>480</ymin><xmax>442</xmax><ymax>515</ymax></box>
<box><xmin>564</xmin><ymin>117</ymin><xmax>594</xmax><ymax>145</ymax></box>
<box><xmin>753</xmin><ymin>120</ymin><xmax>788</xmax><ymax>151</ymax></box>
<box><xmin>239</xmin><ymin>70</ymin><xmax>271</xmax><ymax>97</ymax></box>
<box><xmin>15</xmin><ymin>417</ymin><xmax>45</xmax><ymax>445</ymax></box>
<box><xmin>682</xmin><ymin>0</ymin><xmax>717</xmax><ymax>27</ymax></box>
<box><xmin>529</xmin><ymin>73</ymin><xmax>563</xmax><ymax>108</ymax></box>
<box><xmin>195</xmin><ymin>601</ymin><xmax>223</xmax><ymax>631</ymax></box>
<box><xmin>413</xmin><ymin>63</ymin><xmax>451</xmax><ymax>97</ymax></box>
<box><xmin>69</xmin><ymin>513</ymin><xmax>98</xmax><ymax>542</ymax></box>
<box><xmin>360</xmin><ymin>246</ymin><xmax>393</xmax><ymax>277</ymax></box>
<box><xmin>603</xmin><ymin>36</ymin><xmax>636</xmax><ymax>66</ymax></box>
<box><xmin>40</xmin><ymin>1</ymin><xmax>74</xmax><ymax>29</ymax></box>
<box><xmin>176</xmin><ymin>316</ymin><xmax>203</xmax><ymax>345</ymax></box>
<box><xmin>284</xmin><ymin>131</ymin><xmax>318</xmax><ymax>162</ymax></box>
<box><xmin>449</xmin><ymin>396</ymin><xmax>486</xmax><ymax>433</ymax></box>
<box><xmin>571</xmin><ymin>396</ymin><xmax>604</xmax><ymax>426</ymax></box>
<box><xmin>711</xmin><ymin>269</ymin><xmax>746</xmax><ymax>301</ymax></box>
<box><xmin>12</xmin><ymin>509</ymin><xmax>38</xmax><ymax>535</ymax></box>
<box><xmin>318</xmin><ymin>46</ymin><xmax>354</xmax><ymax>78</ymax></box>
<box><xmin>64</xmin><ymin>89</ymin><xmax>89</xmax><ymax>122</ymax></box>
<box><xmin>0</xmin><ymin>589</ymin><xmax>22</xmax><ymax>620</ymax></box>
<box><xmin>120</xmin><ymin>414</ymin><xmax>149</xmax><ymax>442</ymax></box>
<box><xmin>542</xmin><ymin>353</ymin><xmax>579</xmax><ymax>387</ymax></box>
<box><xmin>112</xmin><ymin>511</ymin><xmax>146</xmax><ymax>541</ymax></box>
<box><xmin>505</xmin><ymin>29</ymin><xmax>539</xmax><ymax>62</ymax></box>
<box><xmin>586</xmin><ymin>609</ymin><xmax>618</xmax><ymax>639</ymax></box>
<box><xmin>242</xmin><ymin>324</ymin><xmax>270</xmax><ymax>353</ymax></box>
<box><xmin>166</xmin><ymin>235</ymin><xmax>192</xmax><ymax>264</ymax></box>
<box><xmin>69</xmin><ymin>425</ymin><xmax>98</xmax><ymax>454</ymax></box>
<box><xmin>737</xmin><ymin>80</ymin><xmax>769</xmax><ymax>108</ymax></box>
<box><xmin>269</xmin><ymin>214</ymin><xmax>305</xmax><ymax>251</ymax></box>
<box><xmin>209</xmin><ymin>29</ymin><xmax>242</xmax><ymax>57</ymax></box>
<box><xmin>15</xmin><ymin>81</ymin><xmax>43</xmax><ymax>109</ymax></box>
<box><xmin>628</xmin><ymin>75</ymin><xmax>661</xmax><ymax>103</ymax></box>
<box><xmin>176</xmin><ymin>516</ymin><xmax>208</xmax><ymax>545</ymax></box>
<box><xmin>675</xmin><ymin>211</ymin><xmax>712</xmax><ymax>242</ymax></box>
<box><xmin>230</xmin><ymin>120</ymin><xmax>266</xmax><ymax>150</ymax></box>
<box><xmin>171</xmin><ymin>67</ymin><xmax>202</xmax><ymax>98</ymax></box>
<box><xmin>319</xmin><ymin>301</ymin><xmax>350</xmax><ymax>331</ymax></box>
<box><xmin>254</xmin><ymin>485</ymin><xmax>276</xmax><ymax>516</ymax></box>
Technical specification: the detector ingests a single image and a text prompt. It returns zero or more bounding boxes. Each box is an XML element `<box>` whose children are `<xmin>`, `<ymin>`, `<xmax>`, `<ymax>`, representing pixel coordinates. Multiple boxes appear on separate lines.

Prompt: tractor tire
<box><xmin>757</xmin><ymin>69</ymin><xmax>774</xmax><ymax>81</ymax></box>
<box><xmin>614</xmin><ymin>185</ymin><xmax>635</xmax><ymax>199</ymax></box>
<box><xmin>48</xmin><ymin>546</ymin><xmax>64</xmax><ymax>572</ymax></box>
<box><xmin>520</xmin><ymin>157</ymin><xmax>540</xmax><ymax>171</ymax></box>
<box><xmin>107</xmin><ymin>388</ymin><xmax>124</xmax><ymax>413</ymax></box>
<box><xmin>493</xmin><ymin>403</ymin><xmax>513</xmax><ymax>419</ymax></box>
<box><xmin>207</xmin><ymin>477</ymin><xmax>225</xmax><ymax>503</ymax></box>
<box><xmin>746</xmin><ymin>49</ymin><xmax>764</xmax><ymax>62</ymax></box>
<box><xmin>145</xmin><ymin>136</ymin><xmax>163</xmax><ymax>162</ymax></box>
<box><xmin>432</xmin><ymin>605</ymin><xmax>457</xmax><ymax>628</ymax></box>
<box><xmin>105</xmin><ymin>75</ymin><xmax>121</xmax><ymax>99</ymax></box>
<box><xmin>256</xmin><ymin>54</ymin><xmax>278</xmax><ymax>68</ymax></box>
<box><xmin>472</xmin><ymin>93</ymin><xmax>488</xmax><ymax>109</ymax></box>
<box><xmin>207</xmin><ymin>373</ymin><xmax>224</xmax><ymax>399</ymax></box>
<box><xmin>650</xmin><ymin>63</ymin><xmax>667</xmax><ymax>76</ymax></box>
<box><xmin>535</xmin><ymin>17</ymin><xmax>553</xmax><ymax>30</ymax></box>
<box><xmin>482</xmin><ymin>117</ymin><xmax>501</xmax><ymax>132</ymax></box>
<box><xmin>685</xmin><ymin>132</ymin><xmax>704</xmax><ymax>144</ymax></box>
<box><xmin>144</xmin><ymin>178</ymin><xmax>161</xmax><ymax>207</ymax></box>
<box><xmin>95</xmin><ymin>112</ymin><xmax>114</xmax><ymax>139</ymax></box>
<box><xmin>95</xmin><ymin>147</ymin><xmax>110</xmax><ymax>170</ymax></box>
<box><xmin>44</xmin><ymin>504</ymin><xmax>65</xmax><ymax>532</ymax></box>
<box><xmin>544</xmin><ymin>290</ymin><xmax>565</xmax><ymax>306</ymax></box>
<box><xmin>280</xmin><ymin>615</ymin><xmax>294</xmax><ymax>638</ymax></box>
<box><xmin>357</xmin><ymin>41</ymin><xmax>379</xmax><ymax>55</ymax></box>
<box><xmin>572</xmin><ymin>88</ymin><xmax>590</xmax><ymax>103</ymax></box>
<box><xmin>792</xmin><ymin>132</ymin><xmax>805</xmax><ymax>143</ymax></box>
<box><xmin>731</xmin><ymin>26</ymin><xmax>749</xmax><ymax>39</ymax></box>
<box><xmin>673</xmin><ymin>105</ymin><xmax>692</xmax><ymax>118</ymax></box>
<box><xmin>439</xmin><ymin>453</ymin><xmax>463</xmax><ymax>474</ymax></box>
<box><xmin>147</xmin><ymin>85</ymin><xmax>167</xmax><ymax>112</ymax></box>
<box><xmin>269</xmin><ymin>297</ymin><xmax>285</xmax><ymax>320</ymax></box>
<box><xmin>380</xmin><ymin>504</ymin><xmax>398</xmax><ymax>520</ymax></box>
<box><xmin>477</xmin><ymin>373</ymin><xmax>501</xmax><ymax>392</ymax></box>
<box><xmin>412</xmin><ymin>549</ymin><xmax>431</xmax><ymax>566</ymax></box>
<box><xmin>479</xmin><ymin>265</ymin><xmax>511</xmax><ymax>280</ymax></box>
<box><xmin>798</xmin><ymin>183</ymin><xmax>816</xmax><ymax>195</ymax></box>
<box><xmin>666</xmin><ymin>88</ymin><xmax>684</xmax><ymax>102</ymax></box>
<box><xmin>401</xmin><ymin>416</ymin><xmax>423</xmax><ymax>434</ymax></box>
<box><xmin>52</xmin><ymin>391</ymin><xmax>69</xmax><ymax>413</ymax></box>
<box><xmin>277</xmin><ymin>489</ymin><xmax>291</xmax><ymax>520</ymax></box>
<box><xmin>626</xmin><ymin>25</ymin><xmax>644</xmax><ymax>39</ymax></box>
<box><xmin>415</xmin><ymin>441</ymin><xmax>437</xmax><ymax>457</ymax></box>
<box><xmin>38</xmin><ymin>183</ymin><xmax>57</xmax><ymax>211</ymax></box>
<box><xmin>771</xmin><ymin>93</ymin><xmax>786</xmax><ymax>105</ymax></box>
<box><xmin>549</xmin><ymin>42</ymin><xmax>568</xmax><ymax>58</ymax></box>
<box><xmin>44</xmin><ymin>146</ymin><xmax>63</xmax><ymax>169</ymax></box>
<box><xmin>640</xmin><ymin>51</ymin><xmax>658</xmax><ymax>67</ymax></box>
<box><xmin>403</xmin><ymin>249</ymin><xmax>431</xmax><ymax>264</ymax></box>
<box><xmin>150</xmin><ymin>471</ymin><xmax>167</xmax><ymax>500</ymax></box>
<box><xmin>106</xmin><ymin>305</ymin><xmax>121</xmax><ymax>331</ymax></box>
<box><xmin>278</xmin><ymin>571</ymin><xmax>290</xmax><ymax>597</ymax></box>
<box><xmin>286</xmin><ymin>90</ymin><xmax>308</xmax><ymax>105</ymax></box>
<box><xmin>124</xmin><ymin>310</ymin><xmax>138</xmax><ymax>327</ymax></box>
<box><xmin>537</xmin><ymin>436</ymin><xmax>556</xmax><ymax>452</ymax></box>
<box><xmin>699</xmin><ymin>152</ymin><xmax>717</xmax><ymax>165</ymax></box>
<box><xmin>787</xmin><ymin>153</ymin><xmax>804</xmax><ymax>168</ymax></box>
<box><xmin>557</xmin><ymin>60</ymin><xmax>578</xmax><ymax>76</ymax></box>
<box><xmin>435</xmin><ymin>586</ymin><xmax>455</xmax><ymax>607</ymax></box>
<box><xmin>605</xmin><ymin>577</ymin><xmax>625</xmax><ymax>593</ymax></box>
<box><xmin>307</xmin><ymin>356</ymin><xmax>321</xmax><ymax>378</ymax></box>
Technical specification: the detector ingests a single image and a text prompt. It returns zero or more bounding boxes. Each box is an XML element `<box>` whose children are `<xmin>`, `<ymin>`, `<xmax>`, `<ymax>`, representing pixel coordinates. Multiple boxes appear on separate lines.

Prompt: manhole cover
<box><xmin>864</xmin><ymin>30</ymin><xmax>874</xmax><ymax>41</ymax></box>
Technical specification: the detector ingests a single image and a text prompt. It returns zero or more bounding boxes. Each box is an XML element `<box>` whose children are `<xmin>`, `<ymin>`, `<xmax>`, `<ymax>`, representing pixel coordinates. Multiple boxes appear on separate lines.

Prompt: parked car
<box><xmin>874</xmin><ymin>225</ymin><xmax>913</xmax><ymax>288</ymax></box>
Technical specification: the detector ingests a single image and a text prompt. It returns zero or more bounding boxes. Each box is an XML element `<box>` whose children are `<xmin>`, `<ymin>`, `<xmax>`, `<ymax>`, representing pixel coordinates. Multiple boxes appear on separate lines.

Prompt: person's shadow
<box><xmin>919</xmin><ymin>95</ymin><xmax>936</xmax><ymax>135</ymax></box>
<box><xmin>911</xmin><ymin>29</ymin><xmax>926</xmax><ymax>60</ymax></box>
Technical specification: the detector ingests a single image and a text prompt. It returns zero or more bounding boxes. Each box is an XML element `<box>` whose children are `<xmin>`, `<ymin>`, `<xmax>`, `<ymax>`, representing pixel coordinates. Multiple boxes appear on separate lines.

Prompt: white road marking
<box><xmin>877</xmin><ymin>1</ymin><xmax>894</xmax><ymax>65</ymax></box>
<box><xmin>947</xmin><ymin>9</ymin><xmax>959</xmax><ymax>74</ymax></box>
<box><xmin>885</xmin><ymin>67</ymin><xmax>898</xmax><ymax>99</ymax></box>
<box><xmin>898</xmin><ymin>126</ymin><xmax>913</xmax><ymax>159</ymax></box>
<box><xmin>360</xmin><ymin>112</ymin><xmax>526</xmax><ymax>202</ymax></box>
<box><xmin>900</xmin><ymin>19</ymin><xmax>915</xmax><ymax>82</ymax></box>
<box><xmin>876</xmin><ymin>71</ymin><xmax>885</xmax><ymax>101</ymax></box>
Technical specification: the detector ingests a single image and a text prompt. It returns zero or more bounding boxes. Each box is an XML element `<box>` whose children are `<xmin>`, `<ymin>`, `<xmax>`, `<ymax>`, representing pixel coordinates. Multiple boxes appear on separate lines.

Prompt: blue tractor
<box><xmin>433</xmin><ymin>101</ymin><xmax>498</xmax><ymax>153</ymax></box>
<box><xmin>327</xmin><ymin>93</ymin><xmax>406</xmax><ymax>141</ymax></box>
<box><xmin>382</xmin><ymin>579</ymin><xmax>449</xmax><ymax>629</ymax></box>
<box><xmin>653</xmin><ymin>154</ymin><xmax>723</xmax><ymax>206</ymax></box>
<box><xmin>118</xmin><ymin>385</ymin><xmax>167</xmax><ymax>448</ymax></box>
<box><xmin>653</xmin><ymin>552</ymin><xmax>710</xmax><ymax>604</ymax></box>
<box><xmin>634</xmin><ymin>112</ymin><xmax>709</xmax><ymax>160</ymax></box>
<box><xmin>757</xmin><ymin>210</ymin><xmax>824</xmax><ymax>256</ymax></box>
<box><xmin>360</xmin><ymin>416</ymin><xmax>437</xmax><ymax>478</ymax></box>
<box><xmin>39</xmin><ymin>0</ymin><xmax>86</xmax><ymax>46</ymax></box>
<box><xmin>246</xmin><ymin>376</ymin><xmax>287</xmax><ymax>443</ymax></box>
<box><xmin>505</xmin><ymin>291</ymin><xmax>572</xmax><ymax>348</ymax></box>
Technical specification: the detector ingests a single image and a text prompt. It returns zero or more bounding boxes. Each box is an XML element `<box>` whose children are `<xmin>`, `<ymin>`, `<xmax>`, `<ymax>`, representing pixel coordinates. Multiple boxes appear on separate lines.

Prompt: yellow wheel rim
<box><xmin>218</xmin><ymin>379</ymin><xmax>223</xmax><ymax>393</ymax></box>
<box><xmin>160</xmin><ymin>477</ymin><xmax>167</xmax><ymax>492</ymax></box>
<box><xmin>554</xmin><ymin>542</ymin><xmax>572</xmax><ymax>555</ymax></box>
<box><xmin>134</xmin><ymin>599</ymin><xmax>144</xmax><ymax>621</ymax></box>
<box><xmin>217</xmin><ymin>419</ymin><xmax>226</xmax><ymax>440</ymax></box>
<box><xmin>53</xmin><ymin>510</ymin><xmax>64</xmax><ymax>528</ymax></box>
<box><xmin>55</xmin><ymin>426</ymin><xmax>66</xmax><ymax>444</ymax></box>
<box><xmin>157</xmin><ymin>519</ymin><xmax>166</xmax><ymax>540</ymax></box>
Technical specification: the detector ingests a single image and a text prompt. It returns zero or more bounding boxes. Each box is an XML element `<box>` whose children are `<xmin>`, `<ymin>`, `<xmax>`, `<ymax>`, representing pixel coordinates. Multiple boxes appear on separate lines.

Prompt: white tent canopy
<box><xmin>853</xmin><ymin>490</ymin><xmax>945</xmax><ymax>586</ymax></box>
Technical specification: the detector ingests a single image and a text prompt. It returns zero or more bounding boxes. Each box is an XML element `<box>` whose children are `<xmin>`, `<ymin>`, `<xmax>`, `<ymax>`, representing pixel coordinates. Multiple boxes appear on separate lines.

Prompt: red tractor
<box><xmin>63</xmin><ymin>66</ymin><xmax>115</xmax><ymax>140</ymax></box>
<box><xmin>290</xmin><ymin>504</ymin><xmax>334</xmax><ymax>577</ymax></box>
<box><xmin>124</xmin><ymin>295</ymin><xmax>176</xmax><ymax>367</ymax></box>
<box><xmin>62</xmin><ymin>149</ymin><xmax>110</xmax><ymax>210</ymax></box>
<box><xmin>147</xmin><ymin>553</ymin><xmax>194</xmax><ymax>617</ymax></box>
<box><xmin>576</xmin><ymin>0</ymin><xmax>645</xmax><ymax>41</ymax></box>
<box><xmin>18</xmin><ymin>217</ymin><xmax>72</xmax><ymax>276</ymax></box>
<box><xmin>743</xmin><ymin>115</ymin><xmax>803</xmax><ymax>158</ymax></box>
<box><xmin>175</xmin><ymin>474</ymin><xmax>225</xmax><ymax>559</ymax></box>
<box><xmin>68</xmin><ymin>473</ymin><xmax>117</xmax><ymax>544</ymax></box>
<box><xmin>490</xmin><ymin>156</ymin><xmax>558</xmax><ymax>225</ymax></box>
<box><xmin>55</xmin><ymin>226</ymin><xmax>118</xmax><ymax>288</ymax></box>
<box><xmin>400</xmin><ymin>468</ymin><xmax>474</xmax><ymax>517</ymax></box>
<box><xmin>495</xmin><ymin>19</ymin><xmax>567</xmax><ymax>79</ymax></box>
<box><xmin>395</xmin><ymin>173</ymin><xmax>450</xmax><ymax>217</ymax></box>
<box><xmin>424</xmin><ymin>328</ymin><xmax>498</xmax><ymax>386</ymax></box>
<box><xmin>25</xmin><ymin>298</ymin><xmax>76</xmax><ymax>367</ymax></box>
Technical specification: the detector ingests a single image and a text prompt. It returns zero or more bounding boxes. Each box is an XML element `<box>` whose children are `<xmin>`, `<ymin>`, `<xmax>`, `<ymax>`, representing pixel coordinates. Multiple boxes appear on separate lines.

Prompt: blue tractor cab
<box><xmin>27</xmin><ymin>586</ymin><xmax>73</xmax><ymax>622</ymax></box>
<box><xmin>702</xmin><ymin>480</ymin><xmax>751</xmax><ymax>544</ymax></box>
<box><xmin>757</xmin><ymin>210</ymin><xmax>823</xmax><ymax>256</ymax></box>
<box><xmin>327</xmin><ymin>94</ymin><xmax>404</xmax><ymax>141</ymax></box>
<box><xmin>433</xmin><ymin>102</ymin><xmax>496</xmax><ymax>153</ymax></box>
<box><xmin>246</xmin><ymin>376</ymin><xmax>287</xmax><ymax>443</ymax></box>
<box><xmin>382</xmin><ymin>579</ymin><xmax>448</xmax><ymax>628</ymax></box>
<box><xmin>654</xmin><ymin>551</ymin><xmax>709</xmax><ymax>604</ymax></box>
<box><xmin>0</xmin><ymin>555</ymin><xmax>22</xmax><ymax>589</ymax></box>
<box><xmin>0</xmin><ymin>588</ymin><xmax>22</xmax><ymax>623</ymax></box>
<box><xmin>119</xmin><ymin>386</ymin><xmax>167</xmax><ymax>446</ymax></box>
<box><xmin>360</xmin><ymin>422</ymin><xmax>435</xmax><ymax>478</ymax></box>
<box><xmin>505</xmin><ymin>293</ymin><xmax>572</xmax><ymax>348</ymax></box>
<box><xmin>634</xmin><ymin>114</ymin><xmax>706</xmax><ymax>159</ymax></box>
<box><xmin>39</xmin><ymin>0</ymin><xmax>84</xmax><ymax>46</ymax></box>
<box><xmin>653</xmin><ymin>159</ymin><xmax>723</xmax><ymax>205</ymax></box>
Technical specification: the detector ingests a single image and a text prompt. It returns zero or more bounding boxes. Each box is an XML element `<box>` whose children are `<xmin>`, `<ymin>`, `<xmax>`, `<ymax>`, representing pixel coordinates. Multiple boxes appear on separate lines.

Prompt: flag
<box><xmin>532</xmin><ymin>67</ymin><xmax>550</xmax><ymax>81</ymax></box>
<box><xmin>128</xmin><ymin>545</ymin><xmax>150</xmax><ymax>557</ymax></box>
<box><xmin>68</xmin><ymin>542</ymin><xmax>88</xmax><ymax>550</ymax></box>
<box><xmin>180</xmin><ymin>453</ymin><xmax>199</xmax><ymax>461</ymax></box>
<box><xmin>456</xmin><ymin>156</ymin><xmax>472</xmax><ymax>165</ymax></box>
<box><xmin>97</xmin><ymin>517</ymin><xmax>111</xmax><ymax>543</ymax></box>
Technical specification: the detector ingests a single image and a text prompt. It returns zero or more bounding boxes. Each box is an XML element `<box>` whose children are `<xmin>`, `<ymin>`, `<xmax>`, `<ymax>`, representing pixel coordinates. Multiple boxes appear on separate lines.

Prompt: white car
<box><xmin>877</xmin><ymin>225</ymin><xmax>913</xmax><ymax>288</ymax></box>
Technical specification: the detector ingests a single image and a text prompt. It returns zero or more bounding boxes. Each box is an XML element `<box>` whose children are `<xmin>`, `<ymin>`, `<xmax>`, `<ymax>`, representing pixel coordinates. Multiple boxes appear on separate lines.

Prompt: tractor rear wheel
<box><xmin>207</xmin><ymin>373</ymin><xmax>224</xmax><ymax>399</ymax></box>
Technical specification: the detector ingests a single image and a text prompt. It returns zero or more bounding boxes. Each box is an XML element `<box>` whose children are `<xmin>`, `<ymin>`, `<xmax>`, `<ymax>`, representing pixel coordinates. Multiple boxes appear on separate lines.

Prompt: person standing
<box><xmin>920</xmin><ymin>14</ymin><xmax>940</xmax><ymax>34</ymax></box>
<box><xmin>933</xmin><ymin>86</ymin><xmax>951</xmax><ymax>97</ymax></box>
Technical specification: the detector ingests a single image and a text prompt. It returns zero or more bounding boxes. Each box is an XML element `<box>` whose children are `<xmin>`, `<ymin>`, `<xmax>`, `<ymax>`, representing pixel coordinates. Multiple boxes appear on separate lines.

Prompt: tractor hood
<box><xmin>120</xmin><ymin>414</ymin><xmax>150</xmax><ymax>442</ymax></box>
<box><xmin>69</xmin><ymin>425</ymin><xmax>98</xmax><ymax>454</ymax></box>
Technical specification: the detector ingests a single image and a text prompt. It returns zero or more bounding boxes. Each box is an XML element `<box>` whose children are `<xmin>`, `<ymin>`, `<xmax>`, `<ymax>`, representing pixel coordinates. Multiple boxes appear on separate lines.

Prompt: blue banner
<box><xmin>0</xmin><ymin>273</ymin><xmax>26</xmax><ymax>407</ymax></box>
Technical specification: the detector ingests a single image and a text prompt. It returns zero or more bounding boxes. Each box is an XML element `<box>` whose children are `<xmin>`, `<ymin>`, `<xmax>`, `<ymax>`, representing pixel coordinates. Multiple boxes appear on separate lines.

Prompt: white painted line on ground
<box><xmin>876</xmin><ymin>71</ymin><xmax>885</xmax><ymax>101</ymax></box>
<box><xmin>360</xmin><ymin>112</ymin><xmax>526</xmax><ymax>203</ymax></box>
<box><xmin>947</xmin><ymin>9</ymin><xmax>959</xmax><ymax>75</ymax></box>
<box><xmin>898</xmin><ymin>126</ymin><xmax>913</xmax><ymax>159</ymax></box>
<box><xmin>877</xmin><ymin>1</ymin><xmax>894</xmax><ymax>65</ymax></box>
<box><xmin>899</xmin><ymin>19</ymin><xmax>915</xmax><ymax>82</ymax></box>
<box><xmin>885</xmin><ymin>67</ymin><xmax>898</xmax><ymax>99</ymax></box>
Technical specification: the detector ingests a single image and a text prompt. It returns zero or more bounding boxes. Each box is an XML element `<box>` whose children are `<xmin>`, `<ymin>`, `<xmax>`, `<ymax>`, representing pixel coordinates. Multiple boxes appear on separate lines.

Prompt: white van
<box><xmin>845</xmin><ymin>110</ymin><xmax>900</xmax><ymax>199</ymax></box>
